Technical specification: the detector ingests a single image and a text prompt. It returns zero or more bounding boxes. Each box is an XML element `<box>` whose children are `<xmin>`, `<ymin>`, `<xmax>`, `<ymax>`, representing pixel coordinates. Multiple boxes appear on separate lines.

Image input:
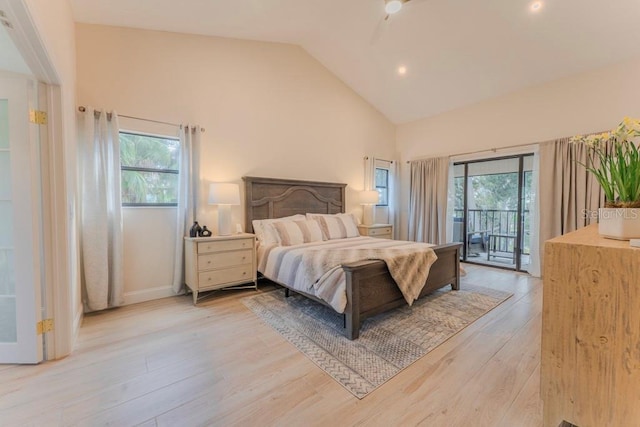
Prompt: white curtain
<box><xmin>172</xmin><ymin>125</ymin><xmax>201</xmax><ymax>293</ymax></box>
<box><xmin>388</xmin><ymin>160</ymin><xmax>400</xmax><ymax>239</ymax></box>
<box><xmin>363</xmin><ymin>156</ymin><xmax>375</xmax><ymax>225</ymax></box>
<box><xmin>364</xmin><ymin>156</ymin><xmax>375</xmax><ymax>191</ymax></box>
<box><xmin>408</xmin><ymin>157</ymin><xmax>450</xmax><ymax>244</ymax></box>
<box><xmin>536</xmin><ymin>137</ymin><xmax>606</xmax><ymax>275</ymax></box>
<box><xmin>78</xmin><ymin>107</ymin><xmax>124</xmax><ymax>312</ymax></box>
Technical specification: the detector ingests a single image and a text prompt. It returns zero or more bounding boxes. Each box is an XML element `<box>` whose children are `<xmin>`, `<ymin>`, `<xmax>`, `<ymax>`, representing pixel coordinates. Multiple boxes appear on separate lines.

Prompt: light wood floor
<box><xmin>0</xmin><ymin>264</ymin><xmax>543</xmax><ymax>427</ymax></box>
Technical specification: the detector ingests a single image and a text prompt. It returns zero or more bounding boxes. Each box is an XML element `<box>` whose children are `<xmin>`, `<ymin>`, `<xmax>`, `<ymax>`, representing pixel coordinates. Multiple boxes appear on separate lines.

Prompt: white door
<box><xmin>0</xmin><ymin>76</ymin><xmax>43</xmax><ymax>364</ymax></box>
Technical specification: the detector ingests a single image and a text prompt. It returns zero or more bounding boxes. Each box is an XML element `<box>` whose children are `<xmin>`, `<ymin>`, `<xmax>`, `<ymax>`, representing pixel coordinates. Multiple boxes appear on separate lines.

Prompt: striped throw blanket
<box><xmin>260</xmin><ymin>237</ymin><xmax>437</xmax><ymax>313</ymax></box>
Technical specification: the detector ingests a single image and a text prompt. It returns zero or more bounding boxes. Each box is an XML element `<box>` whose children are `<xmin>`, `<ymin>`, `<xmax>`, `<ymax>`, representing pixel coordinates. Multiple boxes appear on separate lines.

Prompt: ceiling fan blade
<box><xmin>370</xmin><ymin>15</ymin><xmax>390</xmax><ymax>45</ymax></box>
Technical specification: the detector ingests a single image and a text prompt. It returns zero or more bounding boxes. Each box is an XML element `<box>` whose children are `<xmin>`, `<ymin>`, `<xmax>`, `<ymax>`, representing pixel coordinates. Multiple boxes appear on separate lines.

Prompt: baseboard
<box><xmin>123</xmin><ymin>285</ymin><xmax>177</xmax><ymax>305</ymax></box>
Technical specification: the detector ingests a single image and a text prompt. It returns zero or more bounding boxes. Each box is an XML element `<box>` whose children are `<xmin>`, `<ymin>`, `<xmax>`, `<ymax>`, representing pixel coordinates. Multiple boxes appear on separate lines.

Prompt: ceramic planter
<box><xmin>598</xmin><ymin>208</ymin><xmax>640</xmax><ymax>240</ymax></box>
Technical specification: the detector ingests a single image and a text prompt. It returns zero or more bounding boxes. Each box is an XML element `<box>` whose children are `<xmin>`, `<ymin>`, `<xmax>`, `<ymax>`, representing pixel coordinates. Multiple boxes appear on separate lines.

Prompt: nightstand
<box><xmin>358</xmin><ymin>224</ymin><xmax>393</xmax><ymax>239</ymax></box>
<box><xmin>184</xmin><ymin>233</ymin><xmax>257</xmax><ymax>304</ymax></box>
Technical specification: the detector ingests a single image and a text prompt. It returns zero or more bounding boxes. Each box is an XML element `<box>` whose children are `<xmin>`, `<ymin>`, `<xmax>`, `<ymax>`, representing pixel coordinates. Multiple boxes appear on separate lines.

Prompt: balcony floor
<box><xmin>465</xmin><ymin>248</ymin><xmax>530</xmax><ymax>271</ymax></box>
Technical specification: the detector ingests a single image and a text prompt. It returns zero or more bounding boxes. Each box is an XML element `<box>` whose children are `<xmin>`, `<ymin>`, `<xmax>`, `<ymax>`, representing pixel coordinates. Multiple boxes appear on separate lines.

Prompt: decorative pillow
<box><xmin>306</xmin><ymin>213</ymin><xmax>360</xmax><ymax>240</ymax></box>
<box><xmin>272</xmin><ymin>220</ymin><xmax>325</xmax><ymax>246</ymax></box>
<box><xmin>252</xmin><ymin>214</ymin><xmax>306</xmax><ymax>245</ymax></box>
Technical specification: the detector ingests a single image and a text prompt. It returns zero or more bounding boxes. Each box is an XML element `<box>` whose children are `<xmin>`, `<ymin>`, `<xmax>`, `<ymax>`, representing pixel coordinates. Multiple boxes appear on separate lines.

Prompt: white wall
<box><xmin>76</xmin><ymin>24</ymin><xmax>396</xmax><ymax>303</ymax></box>
<box><xmin>396</xmin><ymin>58</ymin><xmax>640</xmax><ymax>239</ymax></box>
<box><xmin>121</xmin><ymin>208</ymin><xmax>177</xmax><ymax>304</ymax></box>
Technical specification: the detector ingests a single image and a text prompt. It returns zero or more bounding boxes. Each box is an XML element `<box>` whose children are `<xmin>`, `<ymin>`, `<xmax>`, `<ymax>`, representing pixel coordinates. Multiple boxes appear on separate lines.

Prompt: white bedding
<box><xmin>258</xmin><ymin>237</ymin><xmax>437</xmax><ymax>313</ymax></box>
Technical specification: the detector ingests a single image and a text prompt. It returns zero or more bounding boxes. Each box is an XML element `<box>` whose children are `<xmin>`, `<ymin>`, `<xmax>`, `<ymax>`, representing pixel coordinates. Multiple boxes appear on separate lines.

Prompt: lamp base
<box><xmin>362</xmin><ymin>205</ymin><xmax>375</xmax><ymax>226</ymax></box>
<box><xmin>218</xmin><ymin>204</ymin><xmax>232</xmax><ymax>236</ymax></box>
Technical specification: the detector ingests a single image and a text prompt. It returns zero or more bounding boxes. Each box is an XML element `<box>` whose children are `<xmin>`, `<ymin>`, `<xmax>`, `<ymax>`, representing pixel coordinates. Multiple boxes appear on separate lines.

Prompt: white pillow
<box><xmin>306</xmin><ymin>213</ymin><xmax>360</xmax><ymax>240</ymax></box>
<box><xmin>252</xmin><ymin>215</ymin><xmax>306</xmax><ymax>245</ymax></box>
<box><xmin>272</xmin><ymin>220</ymin><xmax>325</xmax><ymax>246</ymax></box>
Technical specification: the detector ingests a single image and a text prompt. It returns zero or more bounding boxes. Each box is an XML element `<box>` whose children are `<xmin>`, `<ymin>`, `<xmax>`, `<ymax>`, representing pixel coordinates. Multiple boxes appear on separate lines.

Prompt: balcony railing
<box><xmin>453</xmin><ymin>209</ymin><xmax>530</xmax><ymax>255</ymax></box>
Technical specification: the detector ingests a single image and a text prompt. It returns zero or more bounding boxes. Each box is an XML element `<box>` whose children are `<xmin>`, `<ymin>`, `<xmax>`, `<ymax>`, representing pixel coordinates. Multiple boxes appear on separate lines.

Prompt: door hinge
<box><xmin>29</xmin><ymin>109</ymin><xmax>47</xmax><ymax>125</ymax></box>
<box><xmin>36</xmin><ymin>318</ymin><xmax>54</xmax><ymax>335</ymax></box>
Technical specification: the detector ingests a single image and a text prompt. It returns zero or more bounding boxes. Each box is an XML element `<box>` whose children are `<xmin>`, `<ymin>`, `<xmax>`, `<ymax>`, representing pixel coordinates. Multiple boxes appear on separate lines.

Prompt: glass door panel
<box><xmin>0</xmin><ymin>97</ymin><xmax>8</xmax><ymax>148</ymax></box>
<box><xmin>467</xmin><ymin>158</ymin><xmax>519</xmax><ymax>268</ymax></box>
<box><xmin>453</xmin><ymin>155</ymin><xmax>534</xmax><ymax>272</ymax></box>
<box><xmin>0</xmin><ymin>79</ymin><xmax>43</xmax><ymax>363</ymax></box>
<box><xmin>0</xmin><ymin>99</ymin><xmax>16</xmax><ymax>343</ymax></box>
<box><xmin>452</xmin><ymin>164</ymin><xmax>465</xmax><ymax>258</ymax></box>
<box><xmin>0</xmin><ymin>152</ymin><xmax>11</xmax><ymax>196</ymax></box>
<box><xmin>519</xmin><ymin>155</ymin><xmax>534</xmax><ymax>272</ymax></box>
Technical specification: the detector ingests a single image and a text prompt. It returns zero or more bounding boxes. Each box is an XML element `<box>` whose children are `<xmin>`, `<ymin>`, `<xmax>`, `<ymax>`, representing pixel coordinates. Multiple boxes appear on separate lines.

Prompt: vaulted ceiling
<box><xmin>71</xmin><ymin>0</ymin><xmax>640</xmax><ymax>124</ymax></box>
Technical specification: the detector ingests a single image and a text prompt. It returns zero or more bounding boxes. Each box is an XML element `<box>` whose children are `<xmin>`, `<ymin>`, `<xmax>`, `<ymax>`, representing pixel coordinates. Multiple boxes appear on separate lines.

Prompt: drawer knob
<box><xmin>242</xmin><ymin>272</ymin><xmax>246</xmax><ymax>275</ymax></box>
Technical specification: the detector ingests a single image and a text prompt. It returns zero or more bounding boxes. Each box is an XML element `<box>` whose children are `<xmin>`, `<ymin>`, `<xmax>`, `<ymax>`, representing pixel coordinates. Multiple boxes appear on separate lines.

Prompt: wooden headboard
<box><xmin>243</xmin><ymin>176</ymin><xmax>346</xmax><ymax>233</ymax></box>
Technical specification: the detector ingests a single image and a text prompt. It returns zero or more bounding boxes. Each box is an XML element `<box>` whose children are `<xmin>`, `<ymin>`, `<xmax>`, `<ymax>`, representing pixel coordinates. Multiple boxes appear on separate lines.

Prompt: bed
<box><xmin>243</xmin><ymin>176</ymin><xmax>462</xmax><ymax>339</ymax></box>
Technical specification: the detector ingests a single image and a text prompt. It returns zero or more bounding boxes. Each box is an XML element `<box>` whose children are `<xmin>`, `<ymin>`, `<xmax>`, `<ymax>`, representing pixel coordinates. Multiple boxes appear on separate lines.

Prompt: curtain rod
<box><xmin>363</xmin><ymin>156</ymin><xmax>394</xmax><ymax>164</ymax></box>
<box><xmin>77</xmin><ymin>106</ymin><xmax>205</xmax><ymax>132</ymax></box>
<box><xmin>406</xmin><ymin>141</ymin><xmax>538</xmax><ymax>163</ymax></box>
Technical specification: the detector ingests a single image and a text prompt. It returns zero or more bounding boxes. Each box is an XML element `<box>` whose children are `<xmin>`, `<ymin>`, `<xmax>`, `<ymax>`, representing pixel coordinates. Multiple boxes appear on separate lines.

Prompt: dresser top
<box><xmin>184</xmin><ymin>233</ymin><xmax>255</xmax><ymax>242</ymax></box>
<box><xmin>547</xmin><ymin>223</ymin><xmax>640</xmax><ymax>250</ymax></box>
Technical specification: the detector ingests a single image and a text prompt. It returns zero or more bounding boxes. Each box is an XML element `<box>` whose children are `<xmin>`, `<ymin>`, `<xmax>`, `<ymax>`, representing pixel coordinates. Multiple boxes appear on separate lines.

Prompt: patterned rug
<box><xmin>242</xmin><ymin>284</ymin><xmax>512</xmax><ymax>398</ymax></box>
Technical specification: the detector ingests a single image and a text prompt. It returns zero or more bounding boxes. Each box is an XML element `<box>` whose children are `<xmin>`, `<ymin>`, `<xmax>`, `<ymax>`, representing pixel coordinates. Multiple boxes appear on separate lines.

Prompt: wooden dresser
<box><xmin>184</xmin><ymin>233</ymin><xmax>257</xmax><ymax>304</ymax></box>
<box><xmin>357</xmin><ymin>224</ymin><xmax>393</xmax><ymax>239</ymax></box>
<box><xmin>541</xmin><ymin>224</ymin><xmax>640</xmax><ymax>427</ymax></box>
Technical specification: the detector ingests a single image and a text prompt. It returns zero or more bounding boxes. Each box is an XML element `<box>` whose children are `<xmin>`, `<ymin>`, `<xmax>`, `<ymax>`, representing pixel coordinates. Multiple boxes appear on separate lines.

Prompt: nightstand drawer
<box><xmin>198</xmin><ymin>265</ymin><xmax>253</xmax><ymax>287</ymax></box>
<box><xmin>368</xmin><ymin>226</ymin><xmax>392</xmax><ymax>237</ymax></box>
<box><xmin>198</xmin><ymin>249</ymin><xmax>252</xmax><ymax>270</ymax></box>
<box><xmin>198</xmin><ymin>238</ymin><xmax>253</xmax><ymax>254</ymax></box>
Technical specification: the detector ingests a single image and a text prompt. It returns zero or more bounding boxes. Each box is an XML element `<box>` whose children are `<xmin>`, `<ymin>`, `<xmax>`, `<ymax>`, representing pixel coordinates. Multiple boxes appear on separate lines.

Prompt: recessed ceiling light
<box><xmin>398</xmin><ymin>65</ymin><xmax>407</xmax><ymax>76</ymax></box>
<box><xmin>530</xmin><ymin>1</ymin><xmax>542</xmax><ymax>12</ymax></box>
<box><xmin>385</xmin><ymin>0</ymin><xmax>403</xmax><ymax>15</ymax></box>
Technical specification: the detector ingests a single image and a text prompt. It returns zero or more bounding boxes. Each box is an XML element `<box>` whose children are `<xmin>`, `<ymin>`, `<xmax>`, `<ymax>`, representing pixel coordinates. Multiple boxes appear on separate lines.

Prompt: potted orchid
<box><xmin>572</xmin><ymin>117</ymin><xmax>640</xmax><ymax>239</ymax></box>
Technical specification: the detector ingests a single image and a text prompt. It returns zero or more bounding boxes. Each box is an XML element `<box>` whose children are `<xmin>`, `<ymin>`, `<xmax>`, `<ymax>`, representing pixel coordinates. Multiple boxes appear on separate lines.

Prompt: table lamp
<box><xmin>208</xmin><ymin>183</ymin><xmax>240</xmax><ymax>236</ymax></box>
<box><xmin>359</xmin><ymin>190</ymin><xmax>379</xmax><ymax>226</ymax></box>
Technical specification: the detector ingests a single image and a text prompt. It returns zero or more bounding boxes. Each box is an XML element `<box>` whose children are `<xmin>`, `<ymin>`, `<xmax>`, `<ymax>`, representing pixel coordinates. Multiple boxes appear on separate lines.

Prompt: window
<box><xmin>375</xmin><ymin>167</ymin><xmax>389</xmax><ymax>206</ymax></box>
<box><xmin>119</xmin><ymin>131</ymin><xmax>179</xmax><ymax>206</ymax></box>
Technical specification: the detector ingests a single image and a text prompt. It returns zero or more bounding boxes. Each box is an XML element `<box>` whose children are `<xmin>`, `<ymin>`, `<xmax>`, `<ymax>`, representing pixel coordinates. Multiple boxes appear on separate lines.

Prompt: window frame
<box><xmin>375</xmin><ymin>167</ymin><xmax>389</xmax><ymax>207</ymax></box>
<box><xmin>119</xmin><ymin>130</ymin><xmax>180</xmax><ymax>207</ymax></box>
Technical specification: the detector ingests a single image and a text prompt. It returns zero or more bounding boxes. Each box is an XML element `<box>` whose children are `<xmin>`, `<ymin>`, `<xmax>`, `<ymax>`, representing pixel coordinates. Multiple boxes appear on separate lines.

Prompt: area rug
<box><xmin>242</xmin><ymin>284</ymin><xmax>512</xmax><ymax>398</ymax></box>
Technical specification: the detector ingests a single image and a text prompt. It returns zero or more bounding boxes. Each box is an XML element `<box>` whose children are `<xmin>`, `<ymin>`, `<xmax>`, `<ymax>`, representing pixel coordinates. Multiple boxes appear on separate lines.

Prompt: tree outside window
<box><xmin>119</xmin><ymin>132</ymin><xmax>179</xmax><ymax>206</ymax></box>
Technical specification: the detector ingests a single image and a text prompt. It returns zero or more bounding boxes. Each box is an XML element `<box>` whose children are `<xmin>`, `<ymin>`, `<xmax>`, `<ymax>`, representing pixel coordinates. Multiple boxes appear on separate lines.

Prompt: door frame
<box><xmin>454</xmin><ymin>153</ymin><xmax>534</xmax><ymax>272</ymax></box>
<box><xmin>1</xmin><ymin>0</ymin><xmax>74</xmax><ymax>360</ymax></box>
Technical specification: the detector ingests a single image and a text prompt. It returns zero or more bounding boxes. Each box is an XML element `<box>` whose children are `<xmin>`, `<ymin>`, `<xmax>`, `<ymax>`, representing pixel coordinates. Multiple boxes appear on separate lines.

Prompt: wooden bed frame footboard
<box><xmin>342</xmin><ymin>242</ymin><xmax>461</xmax><ymax>339</ymax></box>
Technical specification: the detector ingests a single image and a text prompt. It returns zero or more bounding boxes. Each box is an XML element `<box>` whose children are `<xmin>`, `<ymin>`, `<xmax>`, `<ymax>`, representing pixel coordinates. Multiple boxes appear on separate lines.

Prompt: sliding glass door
<box><xmin>453</xmin><ymin>154</ymin><xmax>533</xmax><ymax>272</ymax></box>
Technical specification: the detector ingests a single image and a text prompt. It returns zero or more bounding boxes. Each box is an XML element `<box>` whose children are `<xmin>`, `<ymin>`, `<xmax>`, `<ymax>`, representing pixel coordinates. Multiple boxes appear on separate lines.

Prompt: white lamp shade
<box><xmin>208</xmin><ymin>183</ymin><xmax>240</xmax><ymax>205</ymax></box>
<box><xmin>359</xmin><ymin>190</ymin><xmax>380</xmax><ymax>205</ymax></box>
